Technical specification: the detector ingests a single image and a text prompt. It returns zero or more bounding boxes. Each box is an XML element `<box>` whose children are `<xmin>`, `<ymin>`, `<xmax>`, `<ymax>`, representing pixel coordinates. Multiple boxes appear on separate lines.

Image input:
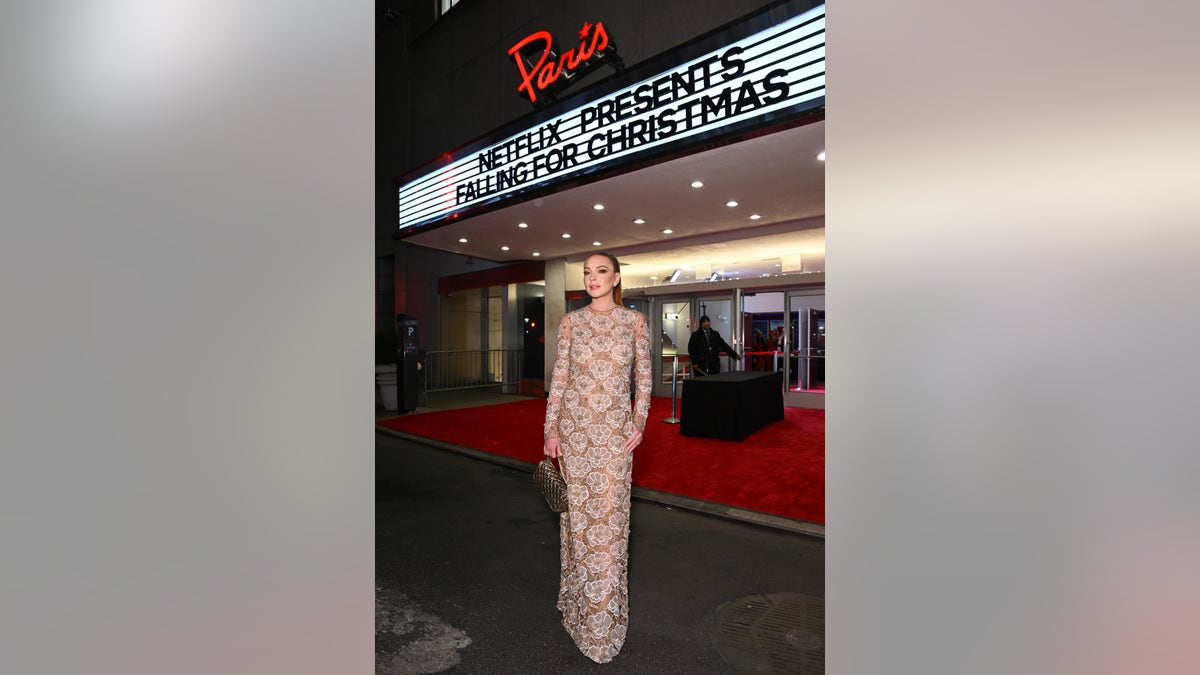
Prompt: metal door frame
<box><xmin>649</xmin><ymin>291</ymin><xmax>740</xmax><ymax>399</ymax></box>
<box><xmin>693</xmin><ymin>290</ymin><xmax>741</xmax><ymax>374</ymax></box>
<box><xmin>651</xmin><ymin>295</ymin><xmax>693</xmax><ymax>399</ymax></box>
<box><xmin>783</xmin><ymin>288</ymin><xmax>825</xmax><ymax>409</ymax></box>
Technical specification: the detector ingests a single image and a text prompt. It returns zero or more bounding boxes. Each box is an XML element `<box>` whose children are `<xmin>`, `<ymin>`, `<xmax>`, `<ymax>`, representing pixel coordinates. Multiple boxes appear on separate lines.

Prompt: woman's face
<box><xmin>583</xmin><ymin>254</ymin><xmax>620</xmax><ymax>301</ymax></box>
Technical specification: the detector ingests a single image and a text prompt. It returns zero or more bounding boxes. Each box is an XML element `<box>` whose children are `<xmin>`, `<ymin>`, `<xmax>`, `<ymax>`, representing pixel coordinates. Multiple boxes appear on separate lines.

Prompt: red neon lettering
<box><xmin>585</xmin><ymin>21</ymin><xmax>609</xmax><ymax>59</ymax></box>
<box><xmin>507</xmin><ymin>22</ymin><xmax>610</xmax><ymax>104</ymax></box>
<box><xmin>508</xmin><ymin>30</ymin><xmax>553</xmax><ymax>103</ymax></box>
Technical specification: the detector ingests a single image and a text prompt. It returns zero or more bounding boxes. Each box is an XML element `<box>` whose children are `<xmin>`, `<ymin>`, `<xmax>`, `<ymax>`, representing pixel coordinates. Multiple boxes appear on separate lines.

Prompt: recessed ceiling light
<box><xmin>458</xmin><ymin>238</ymin><xmax>468</xmax><ymax>243</ymax></box>
<box><xmin>518</xmin><ymin>222</ymin><xmax>528</xmax><ymax>228</ymax></box>
<box><xmin>593</xmin><ymin>204</ymin><xmax>605</xmax><ymax>210</ymax></box>
<box><xmin>532</xmin><ymin>252</ymin><xmax>541</xmax><ymax>257</ymax></box>
<box><xmin>690</xmin><ymin>181</ymin><xmax>704</xmax><ymax>188</ymax></box>
<box><xmin>562</xmin><ymin>233</ymin><xmax>571</xmax><ymax>238</ymax></box>
<box><xmin>726</xmin><ymin>200</ymin><xmax>738</xmax><ymax>207</ymax></box>
<box><xmin>633</xmin><ymin>218</ymin><xmax>645</xmax><ymax>224</ymax></box>
<box><xmin>661</xmin><ymin>228</ymin><xmax>673</xmax><ymax>234</ymax></box>
<box><xmin>750</xmin><ymin>214</ymin><xmax>762</xmax><ymax>220</ymax></box>
<box><xmin>817</xmin><ymin>151</ymin><xmax>825</xmax><ymax>161</ymax></box>
<box><xmin>501</xmin><ymin>245</ymin><xmax>510</xmax><ymax>251</ymax></box>
<box><xmin>592</xmin><ymin>241</ymin><xmax>602</xmax><ymax>246</ymax></box>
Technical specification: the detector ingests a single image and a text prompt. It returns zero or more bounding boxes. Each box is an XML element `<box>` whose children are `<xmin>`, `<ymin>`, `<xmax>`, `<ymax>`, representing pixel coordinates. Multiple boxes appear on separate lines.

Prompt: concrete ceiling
<box><xmin>401</xmin><ymin>118</ymin><xmax>825</xmax><ymax>290</ymax></box>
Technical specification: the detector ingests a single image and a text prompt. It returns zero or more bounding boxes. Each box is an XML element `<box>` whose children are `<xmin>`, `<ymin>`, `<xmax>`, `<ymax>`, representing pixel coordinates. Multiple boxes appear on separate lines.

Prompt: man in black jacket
<box><xmin>687</xmin><ymin>315</ymin><xmax>741</xmax><ymax>376</ymax></box>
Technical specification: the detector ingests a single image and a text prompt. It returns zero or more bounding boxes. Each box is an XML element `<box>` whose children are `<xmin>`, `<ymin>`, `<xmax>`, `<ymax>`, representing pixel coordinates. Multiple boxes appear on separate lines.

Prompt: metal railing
<box><xmin>423</xmin><ymin>349</ymin><xmax>524</xmax><ymax>392</ymax></box>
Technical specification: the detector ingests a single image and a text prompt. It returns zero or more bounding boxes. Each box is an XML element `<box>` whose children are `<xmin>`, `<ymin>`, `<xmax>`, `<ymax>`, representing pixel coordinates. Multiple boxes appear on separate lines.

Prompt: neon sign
<box><xmin>508</xmin><ymin>21</ymin><xmax>624</xmax><ymax>108</ymax></box>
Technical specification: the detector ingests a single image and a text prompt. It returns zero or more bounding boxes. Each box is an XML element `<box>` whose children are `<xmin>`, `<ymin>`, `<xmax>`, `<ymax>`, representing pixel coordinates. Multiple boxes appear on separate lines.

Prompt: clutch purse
<box><xmin>533</xmin><ymin>457</ymin><xmax>568</xmax><ymax>513</ymax></box>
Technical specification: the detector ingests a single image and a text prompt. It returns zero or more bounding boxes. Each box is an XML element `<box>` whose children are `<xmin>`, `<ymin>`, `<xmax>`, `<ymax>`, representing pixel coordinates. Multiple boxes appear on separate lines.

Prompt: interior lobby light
<box><xmin>561</xmin><ymin>233</ymin><xmax>571</xmax><ymax>238</ymax></box>
<box><xmin>458</xmin><ymin>238</ymin><xmax>468</xmax><ymax>243</ymax></box>
<box><xmin>501</xmin><ymin>245</ymin><xmax>509</xmax><ymax>251</ymax></box>
<box><xmin>518</xmin><ymin>222</ymin><xmax>528</xmax><ymax>228</ymax></box>
<box><xmin>662</xmin><ymin>228</ymin><xmax>673</xmax><ymax>234</ymax></box>
<box><xmin>817</xmin><ymin>151</ymin><xmax>826</xmax><ymax>161</ymax></box>
<box><xmin>667</xmin><ymin>269</ymin><xmax>682</xmax><ymax>283</ymax></box>
<box><xmin>726</xmin><ymin>200</ymin><xmax>738</xmax><ymax>207</ymax></box>
<box><xmin>690</xmin><ymin>180</ymin><xmax>704</xmax><ymax>188</ymax></box>
<box><xmin>593</xmin><ymin>203</ymin><xmax>605</xmax><ymax>210</ymax></box>
<box><xmin>750</xmin><ymin>214</ymin><xmax>761</xmax><ymax>220</ymax></box>
<box><xmin>532</xmin><ymin>252</ymin><xmax>541</xmax><ymax>256</ymax></box>
<box><xmin>633</xmin><ymin>218</ymin><xmax>645</xmax><ymax>224</ymax></box>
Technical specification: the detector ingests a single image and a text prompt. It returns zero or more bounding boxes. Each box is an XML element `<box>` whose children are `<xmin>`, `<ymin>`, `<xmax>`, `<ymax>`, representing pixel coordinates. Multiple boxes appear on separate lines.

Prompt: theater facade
<box><xmin>379</xmin><ymin>0</ymin><xmax>825</xmax><ymax>409</ymax></box>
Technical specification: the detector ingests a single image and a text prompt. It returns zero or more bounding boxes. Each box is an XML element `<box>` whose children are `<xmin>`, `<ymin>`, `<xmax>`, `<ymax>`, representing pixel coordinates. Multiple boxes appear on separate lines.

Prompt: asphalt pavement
<box><xmin>376</xmin><ymin>431</ymin><xmax>824</xmax><ymax>674</ymax></box>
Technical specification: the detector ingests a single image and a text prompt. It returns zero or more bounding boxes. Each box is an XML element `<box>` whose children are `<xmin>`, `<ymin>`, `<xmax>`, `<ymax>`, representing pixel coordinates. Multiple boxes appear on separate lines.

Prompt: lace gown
<box><xmin>543</xmin><ymin>305</ymin><xmax>652</xmax><ymax>663</ymax></box>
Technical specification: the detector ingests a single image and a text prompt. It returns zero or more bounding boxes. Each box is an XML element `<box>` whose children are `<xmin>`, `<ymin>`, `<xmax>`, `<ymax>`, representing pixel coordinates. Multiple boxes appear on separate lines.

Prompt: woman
<box><xmin>543</xmin><ymin>251</ymin><xmax>652</xmax><ymax>663</ymax></box>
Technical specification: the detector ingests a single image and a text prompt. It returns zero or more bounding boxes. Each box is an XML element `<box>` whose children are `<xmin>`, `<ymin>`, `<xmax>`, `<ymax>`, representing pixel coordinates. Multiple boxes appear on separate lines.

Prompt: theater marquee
<box><xmin>397</xmin><ymin>3</ymin><xmax>824</xmax><ymax>234</ymax></box>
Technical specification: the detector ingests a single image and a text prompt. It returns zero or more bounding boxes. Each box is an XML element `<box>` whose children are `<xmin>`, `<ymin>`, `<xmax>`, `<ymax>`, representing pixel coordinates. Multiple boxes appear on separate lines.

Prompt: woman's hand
<box><xmin>623</xmin><ymin>428</ymin><xmax>644</xmax><ymax>453</ymax></box>
<box><xmin>544</xmin><ymin>436</ymin><xmax>562</xmax><ymax>458</ymax></box>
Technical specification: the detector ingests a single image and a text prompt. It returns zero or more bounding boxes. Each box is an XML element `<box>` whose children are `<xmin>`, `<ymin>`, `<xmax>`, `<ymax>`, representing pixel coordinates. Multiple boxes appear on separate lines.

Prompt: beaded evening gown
<box><xmin>543</xmin><ymin>305</ymin><xmax>652</xmax><ymax>663</ymax></box>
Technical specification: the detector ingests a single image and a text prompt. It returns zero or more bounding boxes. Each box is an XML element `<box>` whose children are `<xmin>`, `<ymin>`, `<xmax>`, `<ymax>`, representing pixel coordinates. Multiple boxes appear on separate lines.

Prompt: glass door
<box><xmin>784</xmin><ymin>289</ymin><xmax>825</xmax><ymax>408</ymax></box>
<box><xmin>653</xmin><ymin>292</ymin><xmax>740</xmax><ymax>397</ymax></box>
<box><xmin>655</xmin><ymin>297</ymin><xmax>693</xmax><ymax>398</ymax></box>
<box><xmin>694</xmin><ymin>295</ymin><xmax>739</xmax><ymax>374</ymax></box>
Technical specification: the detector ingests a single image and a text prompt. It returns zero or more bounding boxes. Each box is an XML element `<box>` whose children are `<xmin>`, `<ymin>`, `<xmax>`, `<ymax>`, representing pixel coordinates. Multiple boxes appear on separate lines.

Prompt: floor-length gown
<box><xmin>543</xmin><ymin>304</ymin><xmax>652</xmax><ymax>663</ymax></box>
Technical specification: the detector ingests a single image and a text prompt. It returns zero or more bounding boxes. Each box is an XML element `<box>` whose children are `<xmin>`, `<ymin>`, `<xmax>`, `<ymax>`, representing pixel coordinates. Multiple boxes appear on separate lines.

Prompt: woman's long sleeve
<box><xmin>631</xmin><ymin>314</ymin><xmax>652</xmax><ymax>432</ymax></box>
<box><xmin>543</xmin><ymin>314</ymin><xmax>572</xmax><ymax>440</ymax></box>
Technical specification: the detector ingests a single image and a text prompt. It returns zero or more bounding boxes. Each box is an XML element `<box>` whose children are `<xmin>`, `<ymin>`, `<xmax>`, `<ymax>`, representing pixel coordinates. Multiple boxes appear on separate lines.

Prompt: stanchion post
<box><xmin>663</xmin><ymin>355</ymin><xmax>680</xmax><ymax>424</ymax></box>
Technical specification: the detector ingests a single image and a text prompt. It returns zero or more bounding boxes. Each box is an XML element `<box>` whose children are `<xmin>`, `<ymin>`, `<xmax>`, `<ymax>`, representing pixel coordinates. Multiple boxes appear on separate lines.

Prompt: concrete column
<box><xmin>543</xmin><ymin>259</ymin><xmax>567</xmax><ymax>382</ymax></box>
<box><xmin>503</xmin><ymin>284</ymin><xmax>520</xmax><ymax>394</ymax></box>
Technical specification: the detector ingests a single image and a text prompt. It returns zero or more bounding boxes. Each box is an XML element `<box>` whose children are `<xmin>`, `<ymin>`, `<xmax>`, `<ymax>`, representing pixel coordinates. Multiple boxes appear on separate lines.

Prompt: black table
<box><xmin>680</xmin><ymin>371</ymin><xmax>784</xmax><ymax>441</ymax></box>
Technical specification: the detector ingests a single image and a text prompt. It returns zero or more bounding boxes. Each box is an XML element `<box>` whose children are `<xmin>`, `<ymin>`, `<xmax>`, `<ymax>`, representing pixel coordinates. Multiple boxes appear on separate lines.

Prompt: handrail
<box><xmin>423</xmin><ymin>349</ymin><xmax>523</xmax><ymax>392</ymax></box>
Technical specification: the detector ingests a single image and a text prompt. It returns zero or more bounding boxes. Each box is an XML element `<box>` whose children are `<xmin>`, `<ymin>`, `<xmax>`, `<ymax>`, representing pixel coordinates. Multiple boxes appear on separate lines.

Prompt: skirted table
<box><xmin>680</xmin><ymin>371</ymin><xmax>784</xmax><ymax>441</ymax></box>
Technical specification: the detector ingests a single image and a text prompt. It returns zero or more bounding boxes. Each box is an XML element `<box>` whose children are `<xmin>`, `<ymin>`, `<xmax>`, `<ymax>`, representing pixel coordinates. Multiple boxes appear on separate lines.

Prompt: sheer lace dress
<box><xmin>543</xmin><ymin>305</ymin><xmax>652</xmax><ymax>663</ymax></box>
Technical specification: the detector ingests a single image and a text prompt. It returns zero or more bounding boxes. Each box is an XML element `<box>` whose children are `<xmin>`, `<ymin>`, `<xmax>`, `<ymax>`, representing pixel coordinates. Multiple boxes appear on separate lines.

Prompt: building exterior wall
<box><xmin>393</xmin><ymin>243</ymin><xmax>507</xmax><ymax>353</ymax></box>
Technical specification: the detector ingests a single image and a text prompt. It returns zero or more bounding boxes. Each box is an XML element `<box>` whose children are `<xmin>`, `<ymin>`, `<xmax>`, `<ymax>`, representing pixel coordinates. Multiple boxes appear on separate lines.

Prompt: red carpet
<box><xmin>378</xmin><ymin>397</ymin><xmax>824</xmax><ymax>524</ymax></box>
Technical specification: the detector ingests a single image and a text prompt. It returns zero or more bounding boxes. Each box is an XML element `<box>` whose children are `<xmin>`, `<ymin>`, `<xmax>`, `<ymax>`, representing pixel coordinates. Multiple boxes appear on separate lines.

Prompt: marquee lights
<box><xmin>398</xmin><ymin>3</ymin><xmax>825</xmax><ymax>234</ymax></box>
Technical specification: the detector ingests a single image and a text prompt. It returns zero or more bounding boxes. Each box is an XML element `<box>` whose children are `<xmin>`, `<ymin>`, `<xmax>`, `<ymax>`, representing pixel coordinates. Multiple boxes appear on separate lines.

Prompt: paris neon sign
<box><xmin>508</xmin><ymin>21</ymin><xmax>624</xmax><ymax>107</ymax></box>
